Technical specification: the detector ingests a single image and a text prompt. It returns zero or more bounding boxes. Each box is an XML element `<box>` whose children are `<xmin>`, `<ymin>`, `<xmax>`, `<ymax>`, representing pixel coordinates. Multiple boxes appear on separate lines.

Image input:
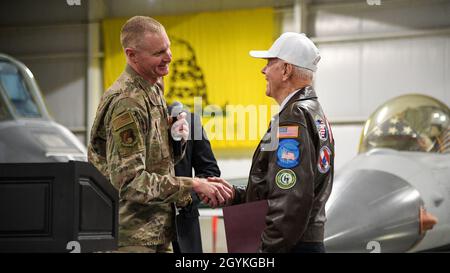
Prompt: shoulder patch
<box><xmin>277</xmin><ymin>139</ymin><xmax>300</xmax><ymax>168</ymax></box>
<box><xmin>119</xmin><ymin>128</ymin><xmax>138</xmax><ymax>147</ymax></box>
<box><xmin>112</xmin><ymin>112</ymin><xmax>134</xmax><ymax>131</ymax></box>
<box><xmin>318</xmin><ymin>146</ymin><xmax>332</xmax><ymax>173</ymax></box>
<box><xmin>278</xmin><ymin>126</ymin><xmax>299</xmax><ymax>138</ymax></box>
<box><xmin>112</xmin><ymin>122</ymin><xmax>144</xmax><ymax>157</ymax></box>
<box><xmin>275</xmin><ymin>169</ymin><xmax>297</xmax><ymax>189</ymax></box>
<box><xmin>314</xmin><ymin>115</ymin><xmax>328</xmax><ymax>141</ymax></box>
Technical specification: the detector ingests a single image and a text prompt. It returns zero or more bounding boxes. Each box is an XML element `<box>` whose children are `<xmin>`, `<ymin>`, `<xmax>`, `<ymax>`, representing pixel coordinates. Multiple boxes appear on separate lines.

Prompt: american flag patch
<box><xmin>278</xmin><ymin>126</ymin><xmax>299</xmax><ymax>138</ymax></box>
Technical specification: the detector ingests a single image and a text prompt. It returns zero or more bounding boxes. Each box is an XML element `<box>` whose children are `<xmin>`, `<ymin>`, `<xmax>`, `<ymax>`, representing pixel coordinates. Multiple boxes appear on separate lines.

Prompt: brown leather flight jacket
<box><xmin>233</xmin><ymin>86</ymin><xmax>334</xmax><ymax>253</ymax></box>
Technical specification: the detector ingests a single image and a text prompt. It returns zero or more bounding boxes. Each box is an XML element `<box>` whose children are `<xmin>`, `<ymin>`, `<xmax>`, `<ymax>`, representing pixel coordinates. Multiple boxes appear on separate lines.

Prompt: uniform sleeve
<box><xmin>260</xmin><ymin>107</ymin><xmax>316</xmax><ymax>253</ymax></box>
<box><xmin>106</xmin><ymin>98</ymin><xmax>193</xmax><ymax>205</ymax></box>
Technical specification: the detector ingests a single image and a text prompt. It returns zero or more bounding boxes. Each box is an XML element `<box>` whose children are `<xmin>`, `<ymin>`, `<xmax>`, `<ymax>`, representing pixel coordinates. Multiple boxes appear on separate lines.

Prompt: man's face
<box><xmin>261</xmin><ymin>58</ymin><xmax>284</xmax><ymax>98</ymax></box>
<box><xmin>132</xmin><ymin>31</ymin><xmax>172</xmax><ymax>82</ymax></box>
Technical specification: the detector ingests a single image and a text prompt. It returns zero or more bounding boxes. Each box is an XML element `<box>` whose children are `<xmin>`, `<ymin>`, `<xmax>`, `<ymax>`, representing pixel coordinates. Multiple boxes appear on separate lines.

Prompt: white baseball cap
<box><xmin>249</xmin><ymin>32</ymin><xmax>321</xmax><ymax>72</ymax></box>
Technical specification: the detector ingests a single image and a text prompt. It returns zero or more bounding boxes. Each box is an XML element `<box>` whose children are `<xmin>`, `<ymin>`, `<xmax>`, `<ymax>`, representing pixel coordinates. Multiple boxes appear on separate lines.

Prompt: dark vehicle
<box><xmin>0</xmin><ymin>53</ymin><xmax>86</xmax><ymax>162</ymax></box>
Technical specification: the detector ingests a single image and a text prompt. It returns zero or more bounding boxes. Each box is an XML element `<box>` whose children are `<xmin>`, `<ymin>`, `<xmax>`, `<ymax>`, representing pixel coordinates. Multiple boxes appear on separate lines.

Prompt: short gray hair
<box><xmin>293</xmin><ymin>66</ymin><xmax>314</xmax><ymax>82</ymax></box>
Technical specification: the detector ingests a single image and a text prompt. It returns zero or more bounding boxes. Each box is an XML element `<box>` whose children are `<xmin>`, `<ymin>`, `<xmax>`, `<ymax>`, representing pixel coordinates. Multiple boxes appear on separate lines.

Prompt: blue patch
<box><xmin>277</xmin><ymin>139</ymin><xmax>300</xmax><ymax>168</ymax></box>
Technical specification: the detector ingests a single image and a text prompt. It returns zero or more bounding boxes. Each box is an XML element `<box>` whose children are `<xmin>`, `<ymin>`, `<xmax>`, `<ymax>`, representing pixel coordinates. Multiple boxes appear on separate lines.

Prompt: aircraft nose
<box><xmin>325</xmin><ymin>170</ymin><xmax>426</xmax><ymax>253</ymax></box>
<box><xmin>420</xmin><ymin>207</ymin><xmax>438</xmax><ymax>234</ymax></box>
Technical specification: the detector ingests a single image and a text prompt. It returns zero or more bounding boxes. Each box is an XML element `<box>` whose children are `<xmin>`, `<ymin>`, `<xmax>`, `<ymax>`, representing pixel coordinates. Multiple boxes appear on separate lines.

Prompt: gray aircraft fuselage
<box><xmin>0</xmin><ymin>53</ymin><xmax>86</xmax><ymax>163</ymax></box>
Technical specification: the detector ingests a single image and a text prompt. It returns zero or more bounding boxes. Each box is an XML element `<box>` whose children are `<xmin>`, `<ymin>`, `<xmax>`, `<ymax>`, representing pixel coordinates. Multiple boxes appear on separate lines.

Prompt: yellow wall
<box><xmin>102</xmin><ymin>8</ymin><xmax>277</xmax><ymax>153</ymax></box>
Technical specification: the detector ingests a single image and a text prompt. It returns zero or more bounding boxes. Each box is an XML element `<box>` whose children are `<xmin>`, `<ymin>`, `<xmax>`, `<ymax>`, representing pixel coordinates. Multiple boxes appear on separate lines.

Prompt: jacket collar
<box><xmin>125</xmin><ymin>64</ymin><xmax>158</xmax><ymax>94</ymax></box>
<box><xmin>279</xmin><ymin>86</ymin><xmax>317</xmax><ymax>115</ymax></box>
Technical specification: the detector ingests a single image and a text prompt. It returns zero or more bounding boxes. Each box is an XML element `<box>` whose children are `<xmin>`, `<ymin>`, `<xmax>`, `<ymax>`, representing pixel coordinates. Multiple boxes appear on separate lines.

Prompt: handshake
<box><xmin>192</xmin><ymin>177</ymin><xmax>235</xmax><ymax>208</ymax></box>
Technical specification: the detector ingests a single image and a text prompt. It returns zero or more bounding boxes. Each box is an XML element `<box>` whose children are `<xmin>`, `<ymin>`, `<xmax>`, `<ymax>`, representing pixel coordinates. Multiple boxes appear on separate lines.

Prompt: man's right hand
<box><xmin>199</xmin><ymin>177</ymin><xmax>235</xmax><ymax>208</ymax></box>
<box><xmin>192</xmin><ymin>178</ymin><xmax>233</xmax><ymax>208</ymax></box>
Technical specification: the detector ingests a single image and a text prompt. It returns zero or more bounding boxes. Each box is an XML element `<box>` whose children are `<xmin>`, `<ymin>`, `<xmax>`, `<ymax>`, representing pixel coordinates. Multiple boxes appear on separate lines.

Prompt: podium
<box><xmin>0</xmin><ymin>161</ymin><xmax>118</xmax><ymax>253</ymax></box>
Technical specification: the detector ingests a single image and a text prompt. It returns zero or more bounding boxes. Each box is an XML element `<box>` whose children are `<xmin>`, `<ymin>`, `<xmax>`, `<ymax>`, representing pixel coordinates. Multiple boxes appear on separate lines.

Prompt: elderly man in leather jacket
<box><xmin>208</xmin><ymin>32</ymin><xmax>334</xmax><ymax>253</ymax></box>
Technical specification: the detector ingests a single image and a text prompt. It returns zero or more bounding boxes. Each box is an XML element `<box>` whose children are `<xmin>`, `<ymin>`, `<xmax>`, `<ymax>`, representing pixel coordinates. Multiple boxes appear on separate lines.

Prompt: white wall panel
<box><xmin>331</xmin><ymin>125</ymin><xmax>364</xmax><ymax>171</ymax></box>
<box><xmin>315</xmin><ymin>43</ymin><xmax>362</xmax><ymax>119</ymax></box>
<box><xmin>359</xmin><ymin>37</ymin><xmax>449</xmax><ymax>116</ymax></box>
<box><xmin>409</xmin><ymin>37</ymin><xmax>447</xmax><ymax>101</ymax></box>
<box><xmin>360</xmin><ymin>39</ymin><xmax>414</xmax><ymax>116</ymax></box>
<box><xmin>311</xmin><ymin>10</ymin><xmax>360</xmax><ymax>37</ymax></box>
<box><xmin>310</xmin><ymin>0</ymin><xmax>450</xmax><ymax>169</ymax></box>
<box><xmin>360</xmin><ymin>2</ymin><xmax>450</xmax><ymax>34</ymax></box>
<box><xmin>311</xmin><ymin>0</ymin><xmax>450</xmax><ymax>37</ymax></box>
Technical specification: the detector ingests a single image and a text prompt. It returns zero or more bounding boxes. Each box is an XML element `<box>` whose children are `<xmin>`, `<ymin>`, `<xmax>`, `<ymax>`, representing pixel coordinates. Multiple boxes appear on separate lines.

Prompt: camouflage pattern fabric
<box><xmin>88</xmin><ymin>65</ymin><xmax>193</xmax><ymax>248</ymax></box>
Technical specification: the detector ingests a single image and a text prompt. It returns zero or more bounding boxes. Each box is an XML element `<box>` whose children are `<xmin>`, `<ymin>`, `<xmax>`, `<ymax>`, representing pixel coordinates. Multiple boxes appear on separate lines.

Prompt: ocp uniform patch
<box><xmin>112</xmin><ymin>112</ymin><xmax>134</xmax><ymax>131</ymax></box>
<box><xmin>119</xmin><ymin>128</ymin><xmax>137</xmax><ymax>146</ymax></box>
<box><xmin>111</xmin><ymin>111</ymin><xmax>144</xmax><ymax>157</ymax></box>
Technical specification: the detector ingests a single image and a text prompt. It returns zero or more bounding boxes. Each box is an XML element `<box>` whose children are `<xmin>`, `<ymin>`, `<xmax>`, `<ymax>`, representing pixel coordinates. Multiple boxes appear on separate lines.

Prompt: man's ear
<box><xmin>124</xmin><ymin>48</ymin><xmax>136</xmax><ymax>63</ymax></box>
<box><xmin>282</xmin><ymin>63</ymin><xmax>293</xmax><ymax>81</ymax></box>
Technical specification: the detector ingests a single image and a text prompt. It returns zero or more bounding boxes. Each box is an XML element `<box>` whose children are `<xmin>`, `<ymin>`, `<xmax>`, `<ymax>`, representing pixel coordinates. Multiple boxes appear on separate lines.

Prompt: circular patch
<box><xmin>318</xmin><ymin>146</ymin><xmax>332</xmax><ymax>173</ymax></box>
<box><xmin>315</xmin><ymin>115</ymin><xmax>328</xmax><ymax>141</ymax></box>
<box><xmin>275</xmin><ymin>169</ymin><xmax>297</xmax><ymax>189</ymax></box>
<box><xmin>277</xmin><ymin>139</ymin><xmax>300</xmax><ymax>168</ymax></box>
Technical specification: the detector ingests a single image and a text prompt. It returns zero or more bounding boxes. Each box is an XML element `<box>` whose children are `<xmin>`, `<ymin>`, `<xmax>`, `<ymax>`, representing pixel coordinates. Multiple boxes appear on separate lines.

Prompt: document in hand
<box><xmin>222</xmin><ymin>199</ymin><xmax>268</xmax><ymax>253</ymax></box>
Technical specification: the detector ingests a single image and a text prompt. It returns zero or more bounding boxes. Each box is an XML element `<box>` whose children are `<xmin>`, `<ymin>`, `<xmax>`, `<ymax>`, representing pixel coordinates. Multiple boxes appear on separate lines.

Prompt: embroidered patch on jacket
<box><xmin>112</xmin><ymin>112</ymin><xmax>134</xmax><ymax>131</ymax></box>
<box><xmin>119</xmin><ymin>128</ymin><xmax>138</xmax><ymax>147</ymax></box>
<box><xmin>317</xmin><ymin>146</ymin><xmax>332</xmax><ymax>173</ymax></box>
<box><xmin>278</xmin><ymin>126</ymin><xmax>299</xmax><ymax>138</ymax></box>
<box><xmin>275</xmin><ymin>169</ymin><xmax>297</xmax><ymax>189</ymax></box>
<box><xmin>277</xmin><ymin>139</ymin><xmax>300</xmax><ymax>168</ymax></box>
<box><xmin>315</xmin><ymin>115</ymin><xmax>328</xmax><ymax>141</ymax></box>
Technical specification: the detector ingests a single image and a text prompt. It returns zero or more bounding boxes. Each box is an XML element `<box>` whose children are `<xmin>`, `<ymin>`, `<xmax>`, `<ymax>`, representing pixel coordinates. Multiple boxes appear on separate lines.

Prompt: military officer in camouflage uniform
<box><xmin>207</xmin><ymin>33</ymin><xmax>334</xmax><ymax>253</ymax></box>
<box><xmin>88</xmin><ymin>16</ymin><xmax>232</xmax><ymax>253</ymax></box>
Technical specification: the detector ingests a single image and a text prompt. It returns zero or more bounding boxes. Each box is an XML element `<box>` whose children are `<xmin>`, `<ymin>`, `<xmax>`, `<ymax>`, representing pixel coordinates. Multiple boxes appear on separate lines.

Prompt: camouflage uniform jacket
<box><xmin>88</xmin><ymin>65</ymin><xmax>193</xmax><ymax>247</ymax></box>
